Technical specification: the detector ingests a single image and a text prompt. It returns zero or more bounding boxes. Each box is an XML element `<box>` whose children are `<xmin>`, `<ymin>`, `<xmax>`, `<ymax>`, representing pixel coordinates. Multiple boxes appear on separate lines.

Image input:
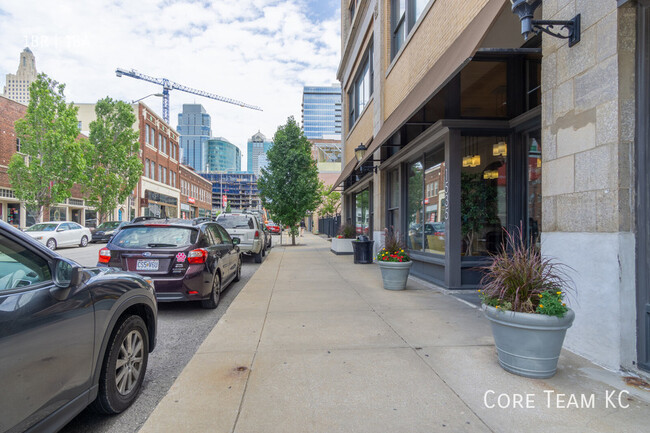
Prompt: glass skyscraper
<box><xmin>208</xmin><ymin>137</ymin><xmax>242</xmax><ymax>172</ymax></box>
<box><xmin>301</xmin><ymin>85</ymin><xmax>342</xmax><ymax>139</ymax></box>
<box><xmin>247</xmin><ymin>131</ymin><xmax>273</xmax><ymax>175</ymax></box>
<box><xmin>177</xmin><ymin>104</ymin><xmax>211</xmax><ymax>172</ymax></box>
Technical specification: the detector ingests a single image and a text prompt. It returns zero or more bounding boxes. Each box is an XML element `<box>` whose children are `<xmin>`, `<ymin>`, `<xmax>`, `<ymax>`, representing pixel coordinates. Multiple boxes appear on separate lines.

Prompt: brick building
<box><xmin>1</xmin><ymin>95</ymin><xmax>95</xmax><ymax>227</ymax></box>
<box><xmin>179</xmin><ymin>164</ymin><xmax>212</xmax><ymax>219</ymax></box>
<box><xmin>333</xmin><ymin>0</ymin><xmax>648</xmax><ymax>375</ymax></box>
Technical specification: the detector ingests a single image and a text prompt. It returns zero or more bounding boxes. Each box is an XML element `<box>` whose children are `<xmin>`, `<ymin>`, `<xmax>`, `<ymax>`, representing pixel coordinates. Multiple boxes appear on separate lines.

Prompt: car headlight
<box><xmin>105</xmin><ymin>231</ymin><xmax>114</xmax><ymax>235</ymax></box>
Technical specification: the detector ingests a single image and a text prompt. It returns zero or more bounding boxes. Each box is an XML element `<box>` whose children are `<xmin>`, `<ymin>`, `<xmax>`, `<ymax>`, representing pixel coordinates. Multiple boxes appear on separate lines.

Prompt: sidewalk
<box><xmin>140</xmin><ymin>234</ymin><xmax>650</xmax><ymax>433</ymax></box>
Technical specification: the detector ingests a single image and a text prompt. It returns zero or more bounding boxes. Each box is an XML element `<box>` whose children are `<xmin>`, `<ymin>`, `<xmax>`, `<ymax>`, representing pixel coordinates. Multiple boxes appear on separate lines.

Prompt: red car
<box><xmin>266</xmin><ymin>221</ymin><xmax>280</xmax><ymax>234</ymax></box>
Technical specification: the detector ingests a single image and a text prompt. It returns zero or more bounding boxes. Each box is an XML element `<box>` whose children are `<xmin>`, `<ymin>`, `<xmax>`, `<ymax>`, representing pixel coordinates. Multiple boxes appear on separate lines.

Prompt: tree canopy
<box><xmin>318</xmin><ymin>183</ymin><xmax>341</xmax><ymax>217</ymax></box>
<box><xmin>257</xmin><ymin>116</ymin><xmax>320</xmax><ymax>245</ymax></box>
<box><xmin>8</xmin><ymin>73</ymin><xmax>84</xmax><ymax>222</ymax></box>
<box><xmin>83</xmin><ymin>97</ymin><xmax>142</xmax><ymax>222</ymax></box>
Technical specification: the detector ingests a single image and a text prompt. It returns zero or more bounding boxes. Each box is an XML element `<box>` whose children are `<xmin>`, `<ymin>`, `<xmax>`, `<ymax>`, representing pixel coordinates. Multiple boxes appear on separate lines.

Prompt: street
<box><xmin>54</xmin><ymin>241</ymin><xmax>268</xmax><ymax>433</ymax></box>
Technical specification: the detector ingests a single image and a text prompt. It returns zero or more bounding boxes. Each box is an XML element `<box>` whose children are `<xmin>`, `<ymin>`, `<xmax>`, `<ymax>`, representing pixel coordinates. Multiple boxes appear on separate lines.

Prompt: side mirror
<box><xmin>232</xmin><ymin>237</ymin><xmax>240</xmax><ymax>245</ymax></box>
<box><xmin>51</xmin><ymin>258</ymin><xmax>83</xmax><ymax>300</ymax></box>
<box><xmin>57</xmin><ymin>228</ymin><xmax>65</xmax><ymax>232</ymax></box>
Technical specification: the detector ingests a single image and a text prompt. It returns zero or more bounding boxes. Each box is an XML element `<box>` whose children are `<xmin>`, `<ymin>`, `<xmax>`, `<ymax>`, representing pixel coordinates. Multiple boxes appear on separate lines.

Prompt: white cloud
<box><xmin>0</xmin><ymin>0</ymin><xmax>341</xmax><ymax>170</ymax></box>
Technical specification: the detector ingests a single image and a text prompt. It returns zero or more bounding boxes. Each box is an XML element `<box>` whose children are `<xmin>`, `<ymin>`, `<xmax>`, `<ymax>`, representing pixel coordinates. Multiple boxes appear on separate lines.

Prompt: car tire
<box><xmin>254</xmin><ymin>250</ymin><xmax>263</xmax><ymax>263</ymax></box>
<box><xmin>46</xmin><ymin>238</ymin><xmax>57</xmax><ymax>250</ymax></box>
<box><xmin>80</xmin><ymin>235</ymin><xmax>89</xmax><ymax>247</ymax></box>
<box><xmin>234</xmin><ymin>257</ymin><xmax>242</xmax><ymax>282</ymax></box>
<box><xmin>92</xmin><ymin>315</ymin><xmax>149</xmax><ymax>414</ymax></box>
<box><xmin>201</xmin><ymin>273</ymin><xmax>221</xmax><ymax>309</ymax></box>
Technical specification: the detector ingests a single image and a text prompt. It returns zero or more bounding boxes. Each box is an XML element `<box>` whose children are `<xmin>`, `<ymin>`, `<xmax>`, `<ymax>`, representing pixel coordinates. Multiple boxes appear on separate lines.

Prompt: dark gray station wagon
<box><xmin>0</xmin><ymin>220</ymin><xmax>157</xmax><ymax>433</ymax></box>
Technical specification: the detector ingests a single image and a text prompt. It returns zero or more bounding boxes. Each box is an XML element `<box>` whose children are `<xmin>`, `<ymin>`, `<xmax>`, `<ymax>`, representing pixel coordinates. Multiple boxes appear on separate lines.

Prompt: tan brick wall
<box><xmin>344</xmin><ymin>99</ymin><xmax>374</xmax><ymax>165</ymax></box>
<box><xmin>383</xmin><ymin>0</ymin><xmax>489</xmax><ymax>121</ymax></box>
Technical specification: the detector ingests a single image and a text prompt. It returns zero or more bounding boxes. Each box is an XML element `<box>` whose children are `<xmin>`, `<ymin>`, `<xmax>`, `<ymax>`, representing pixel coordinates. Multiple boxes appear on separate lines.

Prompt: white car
<box><xmin>24</xmin><ymin>221</ymin><xmax>92</xmax><ymax>250</ymax></box>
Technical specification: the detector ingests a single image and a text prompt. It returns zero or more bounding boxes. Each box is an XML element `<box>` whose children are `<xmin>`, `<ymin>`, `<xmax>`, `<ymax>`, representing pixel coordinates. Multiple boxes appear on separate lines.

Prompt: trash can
<box><xmin>352</xmin><ymin>236</ymin><xmax>375</xmax><ymax>264</ymax></box>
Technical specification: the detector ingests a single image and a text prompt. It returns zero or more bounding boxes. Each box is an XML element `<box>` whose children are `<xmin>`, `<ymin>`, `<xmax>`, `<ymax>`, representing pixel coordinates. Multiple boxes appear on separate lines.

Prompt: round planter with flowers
<box><xmin>376</xmin><ymin>230</ymin><xmax>412</xmax><ymax>290</ymax></box>
<box><xmin>479</xmin><ymin>227</ymin><xmax>575</xmax><ymax>379</ymax></box>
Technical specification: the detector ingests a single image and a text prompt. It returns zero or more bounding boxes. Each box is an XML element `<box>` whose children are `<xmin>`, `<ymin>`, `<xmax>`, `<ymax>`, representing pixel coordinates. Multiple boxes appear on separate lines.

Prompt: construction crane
<box><xmin>115</xmin><ymin>68</ymin><xmax>262</xmax><ymax>123</ymax></box>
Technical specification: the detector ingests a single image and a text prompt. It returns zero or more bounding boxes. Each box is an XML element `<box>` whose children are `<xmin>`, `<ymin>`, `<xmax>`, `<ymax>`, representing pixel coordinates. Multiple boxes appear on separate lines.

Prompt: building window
<box><xmin>406</xmin><ymin>159</ymin><xmax>424</xmax><ymax>251</ymax></box>
<box><xmin>150</xmin><ymin>160</ymin><xmax>155</xmax><ymax>179</ymax></box>
<box><xmin>424</xmin><ymin>148</ymin><xmax>445</xmax><ymax>255</ymax></box>
<box><xmin>159</xmin><ymin>165</ymin><xmax>162</xmax><ymax>182</ymax></box>
<box><xmin>16</xmin><ymin>138</ymin><xmax>21</xmax><ymax>152</ymax></box>
<box><xmin>348</xmin><ymin>43</ymin><xmax>373</xmax><ymax>129</ymax></box>
<box><xmin>145</xmin><ymin>158</ymin><xmax>150</xmax><ymax>177</ymax></box>
<box><xmin>387</xmin><ymin>169</ymin><xmax>400</xmax><ymax>231</ymax></box>
<box><xmin>391</xmin><ymin>0</ymin><xmax>428</xmax><ymax>60</ymax></box>
<box><xmin>160</xmin><ymin>134</ymin><xmax>164</xmax><ymax>153</ymax></box>
<box><xmin>355</xmin><ymin>189</ymin><xmax>370</xmax><ymax>236</ymax></box>
<box><xmin>349</xmin><ymin>0</ymin><xmax>356</xmax><ymax>23</ymax></box>
<box><xmin>145</xmin><ymin>125</ymin><xmax>149</xmax><ymax>144</ymax></box>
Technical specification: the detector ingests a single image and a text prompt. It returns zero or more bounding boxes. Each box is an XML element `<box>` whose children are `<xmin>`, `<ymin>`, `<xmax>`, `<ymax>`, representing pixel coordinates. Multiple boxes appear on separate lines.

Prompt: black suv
<box><xmin>98</xmin><ymin>218</ymin><xmax>241</xmax><ymax>309</ymax></box>
<box><xmin>0</xmin><ymin>220</ymin><xmax>157</xmax><ymax>432</ymax></box>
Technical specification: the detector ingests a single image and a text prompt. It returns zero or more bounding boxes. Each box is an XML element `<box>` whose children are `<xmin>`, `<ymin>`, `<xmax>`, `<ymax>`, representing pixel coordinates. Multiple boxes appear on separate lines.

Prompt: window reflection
<box><xmin>528</xmin><ymin>130</ymin><xmax>542</xmax><ymax>248</ymax></box>
<box><xmin>355</xmin><ymin>189</ymin><xmax>369</xmax><ymax>236</ymax></box>
<box><xmin>424</xmin><ymin>148</ymin><xmax>445</xmax><ymax>255</ymax></box>
<box><xmin>407</xmin><ymin>160</ymin><xmax>424</xmax><ymax>251</ymax></box>
<box><xmin>461</xmin><ymin>136</ymin><xmax>507</xmax><ymax>256</ymax></box>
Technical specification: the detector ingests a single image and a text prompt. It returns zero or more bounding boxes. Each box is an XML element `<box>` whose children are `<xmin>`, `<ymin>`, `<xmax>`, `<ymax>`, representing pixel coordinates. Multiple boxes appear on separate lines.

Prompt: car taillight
<box><xmin>187</xmin><ymin>248</ymin><xmax>208</xmax><ymax>264</ymax></box>
<box><xmin>254</xmin><ymin>230</ymin><xmax>259</xmax><ymax>239</ymax></box>
<box><xmin>98</xmin><ymin>247</ymin><xmax>111</xmax><ymax>263</ymax></box>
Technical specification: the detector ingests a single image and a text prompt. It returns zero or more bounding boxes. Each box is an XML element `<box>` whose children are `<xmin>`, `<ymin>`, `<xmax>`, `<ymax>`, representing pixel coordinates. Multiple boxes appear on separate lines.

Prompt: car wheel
<box><xmin>80</xmin><ymin>235</ymin><xmax>89</xmax><ymax>247</ymax></box>
<box><xmin>234</xmin><ymin>257</ymin><xmax>242</xmax><ymax>282</ymax></box>
<box><xmin>92</xmin><ymin>315</ymin><xmax>149</xmax><ymax>414</ymax></box>
<box><xmin>46</xmin><ymin>238</ymin><xmax>57</xmax><ymax>250</ymax></box>
<box><xmin>201</xmin><ymin>273</ymin><xmax>221</xmax><ymax>309</ymax></box>
<box><xmin>254</xmin><ymin>250</ymin><xmax>263</xmax><ymax>263</ymax></box>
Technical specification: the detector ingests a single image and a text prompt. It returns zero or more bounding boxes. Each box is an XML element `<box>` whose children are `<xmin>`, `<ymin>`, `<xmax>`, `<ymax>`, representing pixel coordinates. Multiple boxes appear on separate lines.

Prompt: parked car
<box><xmin>91</xmin><ymin>221</ymin><xmax>128</xmax><ymax>243</ymax></box>
<box><xmin>215</xmin><ymin>213</ymin><xmax>266</xmax><ymax>263</ymax></box>
<box><xmin>98</xmin><ymin>218</ymin><xmax>241</xmax><ymax>308</ymax></box>
<box><xmin>24</xmin><ymin>221</ymin><xmax>92</xmax><ymax>250</ymax></box>
<box><xmin>266</xmin><ymin>220</ymin><xmax>280</xmax><ymax>234</ymax></box>
<box><xmin>0</xmin><ymin>220</ymin><xmax>157</xmax><ymax>432</ymax></box>
<box><xmin>255</xmin><ymin>215</ymin><xmax>272</xmax><ymax>251</ymax></box>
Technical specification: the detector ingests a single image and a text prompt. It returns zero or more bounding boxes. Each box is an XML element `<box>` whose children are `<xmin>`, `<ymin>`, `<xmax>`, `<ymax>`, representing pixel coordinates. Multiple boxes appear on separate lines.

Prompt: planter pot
<box><xmin>483</xmin><ymin>305</ymin><xmax>575</xmax><ymax>379</ymax></box>
<box><xmin>331</xmin><ymin>238</ymin><xmax>354</xmax><ymax>255</ymax></box>
<box><xmin>377</xmin><ymin>260</ymin><xmax>413</xmax><ymax>290</ymax></box>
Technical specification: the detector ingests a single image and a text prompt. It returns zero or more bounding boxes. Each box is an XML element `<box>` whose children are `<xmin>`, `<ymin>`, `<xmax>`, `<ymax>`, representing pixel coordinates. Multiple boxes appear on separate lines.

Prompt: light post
<box><xmin>131</xmin><ymin>93</ymin><xmax>164</xmax><ymax>104</ymax></box>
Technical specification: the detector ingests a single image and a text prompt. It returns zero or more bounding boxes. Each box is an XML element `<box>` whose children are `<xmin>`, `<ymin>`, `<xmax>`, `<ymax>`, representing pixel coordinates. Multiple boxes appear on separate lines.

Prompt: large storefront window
<box><xmin>424</xmin><ymin>148</ymin><xmax>445</xmax><ymax>255</ymax></box>
<box><xmin>406</xmin><ymin>160</ymin><xmax>423</xmax><ymax>250</ymax></box>
<box><xmin>49</xmin><ymin>207</ymin><xmax>67</xmax><ymax>222</ymax></box>
<box><xmin>142</xmin><ymin>190</ymin><xmax>178</xmax><ymax>218</ymax></box>
<box><xmin>7</xmin><ymin>203</ymin><xmax>20</xmax><ymax>227</ymax></box>
<box><xmin>460</xmin><ymin>136</ymin><xmax>507</xmax><ymax>256</ymax></box>
<box><xmin>387</xmin><ymin>169</ymin><xmax>400</xmax><ymax>231</ymax></box>
<box><xmin>528</xmin><ymin>130</ymin><xmax>542</xmax><ymax>248</ymax></box>
<box><xmin>85</xmin><ymin>210</ymin><xmax>97</xmax><ymax>228</ymax></box>
<box><xmin>355</xmin><ymin>189</ymin><xmax>369</xmax><ymax>235</ymax></box>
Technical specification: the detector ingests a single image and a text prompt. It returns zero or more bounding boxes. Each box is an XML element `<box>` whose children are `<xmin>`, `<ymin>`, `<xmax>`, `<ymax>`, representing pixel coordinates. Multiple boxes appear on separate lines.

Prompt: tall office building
<box><xmin>301</xmin><ymin>84</ymin><xmax>342</xmax><ymax>139</ymax></box>
<box><xmin>3</xmin><ymin>48</ymin><xmax>38</xmax><ymax>105</ymax></box>
<box><xmin>247</xmin><ymin>131</ymin><xmax>273</xmax><ymax>175</ymax></box>
<box><xmin>177</xmin><ymin>104</ymin><xmax>211</xmax><ymax>171</ymax></box>
<box><xmin>207</xmin><ymin>137</ymin><xmax>241</xmax><ymax>172</ymax></box>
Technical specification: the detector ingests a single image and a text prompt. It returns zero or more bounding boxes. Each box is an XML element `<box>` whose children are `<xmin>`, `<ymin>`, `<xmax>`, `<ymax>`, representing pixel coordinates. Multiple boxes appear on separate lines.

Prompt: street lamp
<box><xmin>131</xmin><ymin>93</ymin><xmax>164</xmax><ymax>104</ymax></box>
<box><xmin>354</xmin><ymin>143</ymin><xmax>379</xmax><ymax>174</ymax></box>
<box><xmin>510</xmin><ymin>0</ymin><xmax>580</xmax><ymax>47</ymax></box>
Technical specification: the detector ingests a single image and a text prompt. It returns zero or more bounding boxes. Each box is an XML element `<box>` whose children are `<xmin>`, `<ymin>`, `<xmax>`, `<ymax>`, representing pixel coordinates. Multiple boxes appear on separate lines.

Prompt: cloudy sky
<box><xmin>0</xmin><ymin>0</ymin><xmax>341</xmax><ymax>169</ymax></box>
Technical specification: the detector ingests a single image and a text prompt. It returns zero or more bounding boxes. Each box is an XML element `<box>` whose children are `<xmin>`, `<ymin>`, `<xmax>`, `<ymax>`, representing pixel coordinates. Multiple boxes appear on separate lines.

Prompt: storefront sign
<box><xmin>222</xmin><ymin>194</ymin><xmax>227</xmax><ymax>207</ymax></box>
<box><xmin>187</xmin><ymin>197</ymin><xmax>195</xmax><ymax>204</ymax></box>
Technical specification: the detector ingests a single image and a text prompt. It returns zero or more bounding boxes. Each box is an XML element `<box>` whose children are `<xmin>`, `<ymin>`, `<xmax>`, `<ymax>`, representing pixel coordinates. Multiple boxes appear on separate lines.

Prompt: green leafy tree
<box><xmin>318</xmin><ymin>183</ymin><xmax>341</xmax><ymax>217</ymax></box>
<box><xmin>258</xmin><ymin>116</ymin><xmax>321</xmax><ymax>245</ymax></box>
<box><xmin>8</xmin><ymin>74</ymin><xmax>84</xmax><ymax>223</ymax></box>
<box><xmin>83</xmin><ymin>97</ymin><xmax>142</xmax><ymax>223</ymax></box>
<box><xmin>225</xmin><ymin>202</ymin><xmax>232</xmax><ymax>213</ymax></box>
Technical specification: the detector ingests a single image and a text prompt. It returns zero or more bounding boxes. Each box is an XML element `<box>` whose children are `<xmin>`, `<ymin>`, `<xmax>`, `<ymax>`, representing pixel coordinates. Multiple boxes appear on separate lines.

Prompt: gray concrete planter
<box><xmin>483</xmin><ymin>305</ymin><xmax>575</xmax><ymax>379</ymax></box>
<box><xmin>378</xmin><ymin>261</ymin><xmax>412</xmax><ymax>290</ymax></box>
<box><xmin>331</xmin><ymin>238</ymin><xmax>354</xmax><ymax>255</ymax></box>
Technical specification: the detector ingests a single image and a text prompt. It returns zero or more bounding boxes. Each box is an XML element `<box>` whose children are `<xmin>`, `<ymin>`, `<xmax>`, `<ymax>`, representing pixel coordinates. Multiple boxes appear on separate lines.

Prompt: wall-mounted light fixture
<box><xmin>510</xmin><ymin>0</ymin><xmax>580</xmax><ymax>47</ymax></box>
<box><xmin>493</xmin><ymin>139</ymin><xmax>507</xmax><ymax>157</ymax></box>
<box><xmin>354</xmin><ymin>143</ymin><xmax>379</xmax><ymax>174</ymax></box>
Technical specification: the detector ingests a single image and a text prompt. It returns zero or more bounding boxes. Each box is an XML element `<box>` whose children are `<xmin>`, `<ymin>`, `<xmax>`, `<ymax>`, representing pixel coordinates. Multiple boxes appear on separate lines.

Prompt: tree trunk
<box><xmin>291</xmin><ymin>233</ymin><xmax>295</xmax><ymax>245</ymax></box>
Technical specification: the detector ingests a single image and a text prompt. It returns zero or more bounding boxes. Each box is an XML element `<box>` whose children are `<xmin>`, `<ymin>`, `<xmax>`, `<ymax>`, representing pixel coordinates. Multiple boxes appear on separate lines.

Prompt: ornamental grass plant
<box><xmin>478</xmin><ymin>226</ymin><xmax>573</xmax><ymax>317</ymax></box>
<box><xmin>376</xmin><ymin>229</ymin><xmax>410</xmax><ymax>262</ymax></box>
<box><xmin>337</xmin><ymin>223</ymin><xmax>356</xmax><ymax>239</ymax></box>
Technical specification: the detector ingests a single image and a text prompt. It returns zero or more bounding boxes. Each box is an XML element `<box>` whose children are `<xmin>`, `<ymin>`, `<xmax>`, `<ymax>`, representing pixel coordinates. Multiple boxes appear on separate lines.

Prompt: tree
<box><xmin>225</xmin><ymin>202</ymin><xmax>232</xmax><ymax>213</ymax></box>
<box><xmin>318</xmin><ymin>183</ymin><xmax>341</xmax><ymax>217</ymax></box>
<box><xmin>8</xmin><ymin>74</ymin><xmax>84</xmax><ymax>223</ymax></box>
<box><xmin>257</xmin><ymin>116</ymin><xmax>321</xmax><ymax>245</ymax></box>
<box><xmin>83</xmin><ymin>97</ymin><xmax>142</xmax><ymax>222</ymax></box>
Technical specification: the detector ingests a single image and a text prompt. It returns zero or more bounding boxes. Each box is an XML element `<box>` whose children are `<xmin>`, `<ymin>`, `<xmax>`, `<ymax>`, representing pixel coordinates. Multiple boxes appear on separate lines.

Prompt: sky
<box><xmin>0</xmin><ymin>0</ymin><xmax>341</xmax><ymax>170</ymax></box>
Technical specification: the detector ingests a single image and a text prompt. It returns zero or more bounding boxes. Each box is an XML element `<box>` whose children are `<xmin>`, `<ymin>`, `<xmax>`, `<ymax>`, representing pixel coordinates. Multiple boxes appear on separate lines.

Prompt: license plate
<box><xmin>136</xmin><ymin>259</ymin><xmax>159</xmax><ymax>271</ymax></box>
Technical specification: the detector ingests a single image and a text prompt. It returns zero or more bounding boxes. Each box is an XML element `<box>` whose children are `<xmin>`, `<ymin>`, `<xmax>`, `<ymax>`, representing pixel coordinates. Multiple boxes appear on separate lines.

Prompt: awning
<box><xmin>330</xmin><ymin>158</ymin><xmax>358</xmax><ymax>193</ymax></box>
<box><xmin>359</xmin><ymin>0</ymin><xmax>507</xmax><ymax>166</ymax></box>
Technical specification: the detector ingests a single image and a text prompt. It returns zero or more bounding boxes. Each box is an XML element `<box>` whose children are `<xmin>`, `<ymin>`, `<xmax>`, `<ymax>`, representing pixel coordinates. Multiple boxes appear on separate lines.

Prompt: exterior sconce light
<box><xmin>354</xmin><ymin>142</ymin><xmax>379</xmax><ymax>174</ymax></box>
<box><xmin>510</xmin><ymin>0</ymin><xmax>581</xmax><ymax>47</ymax></box>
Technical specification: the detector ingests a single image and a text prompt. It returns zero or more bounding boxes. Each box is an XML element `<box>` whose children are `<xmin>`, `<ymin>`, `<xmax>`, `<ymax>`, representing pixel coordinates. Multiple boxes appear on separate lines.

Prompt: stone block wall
<box><xmin>540</xmin><ymin>1</ymin><xmax>638</xmax><ymax>371</ymax></box>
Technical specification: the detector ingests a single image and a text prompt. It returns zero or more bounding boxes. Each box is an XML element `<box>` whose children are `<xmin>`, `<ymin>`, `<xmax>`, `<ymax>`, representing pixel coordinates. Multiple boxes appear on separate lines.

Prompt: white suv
<box><xmin>215</xmin><ymin>213</ymin><xmax>265</xmax><ymax>263</ymax></box>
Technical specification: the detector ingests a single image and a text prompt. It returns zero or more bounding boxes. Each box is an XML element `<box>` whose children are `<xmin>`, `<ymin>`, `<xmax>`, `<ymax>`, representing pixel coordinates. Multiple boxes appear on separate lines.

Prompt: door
<box><xmin>56</xmin><ymin>223</ymin><xmax>72</xmax><ymax>246</ymax></box>
<box><xmin>217</xmin><ymin>225</ymin><xmax>237</xmax><ymax>277</ymax></box>
<box><xmin>0</xmin><ymin>232</ymin><xmax>94</xmax><ymax>432</ymax></box>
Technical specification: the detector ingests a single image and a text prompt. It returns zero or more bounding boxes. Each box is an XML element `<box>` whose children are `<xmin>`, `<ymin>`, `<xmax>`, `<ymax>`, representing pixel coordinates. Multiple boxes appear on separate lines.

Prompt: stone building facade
<box><xmin>179</xmin><ymin>164</ymin><xmax>213</xmax><ymax>219</ymax></box>
<box><xmin>334</xmin><ymin>0</ymin><xmax>649</xmax><ymax>375</ymax></box>
<box><xmin>3</xmin><ymin>48</ymin><xmax>37</xmax><ymax>105</ymax></box>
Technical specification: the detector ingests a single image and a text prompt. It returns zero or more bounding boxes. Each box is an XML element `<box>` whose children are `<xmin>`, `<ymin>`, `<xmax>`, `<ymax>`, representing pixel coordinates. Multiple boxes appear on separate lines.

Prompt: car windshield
<box><xmin>111</xmin><ymin>226</ymin><xmax>198</xmax><ymax>248</ymax></box>
<box><xmin>25</xmin><ymin>223</ymin><xmax>58</xmax><ymax>232</ymax></box>
<box><xmin>97</xmin><ymin>221</ymin><xmax>122</xmax><ymax>230</ymax></box>
<box><xmin>216</xmin><ymin>215</ymin><xmax>254</xmax><ymax>229</ymax></box>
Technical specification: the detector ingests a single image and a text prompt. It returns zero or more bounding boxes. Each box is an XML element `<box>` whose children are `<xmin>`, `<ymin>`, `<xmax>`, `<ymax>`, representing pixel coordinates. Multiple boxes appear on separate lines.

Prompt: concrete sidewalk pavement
<box><xmin>140</xmin><ymin>234</ymin><xmax>650</xmax><ymax>433</ymax></box>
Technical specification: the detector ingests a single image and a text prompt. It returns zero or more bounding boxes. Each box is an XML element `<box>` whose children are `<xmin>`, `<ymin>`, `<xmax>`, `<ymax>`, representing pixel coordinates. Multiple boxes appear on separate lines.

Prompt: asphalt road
<box><xmin>54</xmin><ymin>240</ymin><xmax>269</xmax><ymax>433</ymax></box>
